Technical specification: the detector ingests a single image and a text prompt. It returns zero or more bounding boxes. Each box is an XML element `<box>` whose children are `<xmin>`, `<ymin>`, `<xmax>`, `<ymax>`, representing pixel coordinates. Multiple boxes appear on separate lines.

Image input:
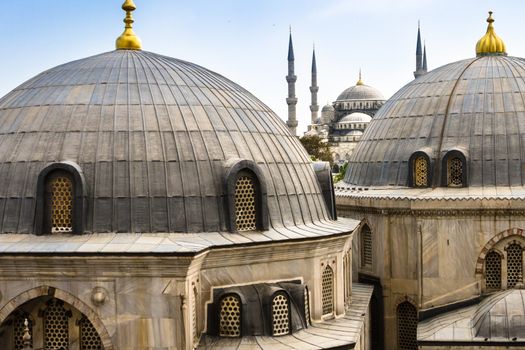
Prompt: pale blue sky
<box><xmin>0</xmin><ymin>0</ymin><xmax>523</xmax><ymax>133</ymax></box>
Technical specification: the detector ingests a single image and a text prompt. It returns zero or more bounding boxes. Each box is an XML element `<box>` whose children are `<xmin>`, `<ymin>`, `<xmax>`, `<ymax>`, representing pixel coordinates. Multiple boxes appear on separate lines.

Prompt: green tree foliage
<box><xmin>299</xmin><ymin>135</ymin><xmax>333</xmax><ymax>164</ymax></box>
<box><xmin>333</xmin><ymin>162</ymin><xmax>348</xmax><ymax>183</ymax></box>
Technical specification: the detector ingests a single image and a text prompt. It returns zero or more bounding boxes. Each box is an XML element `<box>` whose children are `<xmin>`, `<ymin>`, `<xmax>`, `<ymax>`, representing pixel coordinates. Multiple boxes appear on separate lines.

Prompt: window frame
<box><xmin>360</xmin><ymin>224</ymin><xmax>373</xmax><ymax>269</ymax></box>
<box><xmin>321</xmin><ymin>265</ymin><xmax>335</xmax><ymax>317</ymax></box>
<box><xmin>408</xmin><ymin>151</ymin><xmax>432</xmax><ymax>188</ymax></box>
<box><xmin>224</xmin><ymin>160</ymin><xmax>268</xmax><ymax>232</ymax></box>
<box><xmin>441</xmin><ymin>150</ymin><xmax>468</xmax><ymax>187</ymax></box>
<box><xmin>218</xmin><ymin>293</ymin><xmax>243</xmax><ymax>338</ymax></box>
<box><xmin>270</xmin><ymin>291</ymin><xmax>292</xmax><ymax>336</ymax></box>
<box><xmin>35</xmin><ymin>162</ymin><xmax>86</xmax><ymax>235</ymax></box>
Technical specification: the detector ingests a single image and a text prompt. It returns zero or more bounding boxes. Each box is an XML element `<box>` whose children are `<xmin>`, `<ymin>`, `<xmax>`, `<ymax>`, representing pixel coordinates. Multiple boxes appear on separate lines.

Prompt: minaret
<box><xmin>413</xmin><ymin>22</ymin><xmax>427</xmax><ymax>78</ymax></box>
<box><xmin>310</xmin><ymin>46</ymin><xmax>319</xmax><ymax>124</ymax></box>
<box><xmin>423</xmin><ymin>43</ymin><xmax>428</xmax><ymax>72</ymax></box>
<box><xmin>286</xmin><ymin>30</ymin><xmax>298</xmax><ymax>136</ymax></box>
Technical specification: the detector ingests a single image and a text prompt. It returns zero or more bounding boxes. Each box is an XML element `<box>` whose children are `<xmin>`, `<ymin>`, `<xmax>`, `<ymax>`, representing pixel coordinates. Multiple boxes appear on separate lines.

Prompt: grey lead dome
<box><xmin>345</xmin><ymin>55</ymin><xmax>525</xmax><ymax>187</ymax></box>
<box><xmin>0</xmin><ymin>50</ymin><xmax>330</xmax><ymax>233</ymax></box>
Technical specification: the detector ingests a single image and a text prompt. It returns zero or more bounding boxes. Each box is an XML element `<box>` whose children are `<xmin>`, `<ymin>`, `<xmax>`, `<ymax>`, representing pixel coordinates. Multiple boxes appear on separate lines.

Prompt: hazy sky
<box><xmin>0</xmin><ymin>0</ymin><xmax>524</xmax><ymax>134</ymax></box>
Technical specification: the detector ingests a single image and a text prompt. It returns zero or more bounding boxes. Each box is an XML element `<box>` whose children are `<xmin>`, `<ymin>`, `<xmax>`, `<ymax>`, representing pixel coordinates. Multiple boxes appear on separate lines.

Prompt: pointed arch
<box><xmin>475</xmin><ymin>228</ymin><xmax>525</xmax><ymax>274</ymax></box>
<box><xmin>0</xmin><ymin>285</ymin><xmax>113</xmax><ymax>350</ymax></box>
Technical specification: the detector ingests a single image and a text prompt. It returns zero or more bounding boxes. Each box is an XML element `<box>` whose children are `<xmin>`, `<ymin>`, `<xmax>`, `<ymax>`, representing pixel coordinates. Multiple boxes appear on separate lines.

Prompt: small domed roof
<box><xmin>322</xmin><ymin>104</ymin><xmax>335</xmax><ymax>112</ymax></box>
<box><xmin>336</xmin><ymin>83</ymin><xmax>384</xmax><ymax>101</ymax></box>
<box><xmin>0</xmin><ymin>50</ymin><xmax>332</xmax><ymax>234</ymax></box>
<box><xmin>338</xmin><ymin>112</ymin><xmax>372</xmax><ymax>124</ymax></box>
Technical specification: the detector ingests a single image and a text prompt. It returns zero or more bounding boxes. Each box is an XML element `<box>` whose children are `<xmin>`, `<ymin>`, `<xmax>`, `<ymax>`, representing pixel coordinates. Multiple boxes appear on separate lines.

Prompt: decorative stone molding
<box><xmin>338</xmin><ymin>206</ymin><xmax>525</xmax><ymax>218</ymax></box>
<box><xmin>394</xmin><ymin>295</ymin><xmax>418</xmax><ymax>312</ymax></box>
<box><xmin>475</xmin><ymin>228</ymin><xmax>525</xmax><ymax>274</ymax></box>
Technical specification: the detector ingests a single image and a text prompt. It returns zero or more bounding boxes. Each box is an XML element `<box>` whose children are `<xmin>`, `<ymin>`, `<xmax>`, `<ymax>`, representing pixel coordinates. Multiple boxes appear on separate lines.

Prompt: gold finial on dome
<box><xmin>356</xmin><ymin>69</ymin><xmax>364</xmax><ymax>86</ymax></box>
<box><xmin>116</xmin><ymin>0</ymin><xmax>142</xmax><ymax>50</ymax></box>
<box><xmin>475</xmin><ymin>11</ymin><xmax>506</xmax><ymax>57</ymax></box>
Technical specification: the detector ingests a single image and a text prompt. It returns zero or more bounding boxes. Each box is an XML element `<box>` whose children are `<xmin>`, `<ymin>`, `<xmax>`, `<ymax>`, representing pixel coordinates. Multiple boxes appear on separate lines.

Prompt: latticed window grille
<box><xmin>13</xmin><ymin>314</ymin><xmax>32</xmax><ymax>350</ymax></box>
<box><xmin>50</xmin><ymin>176</ymin><xmax>73</xmax><ymax>233</ymax></box>
<box><xmin>447</xmin><ymin>157</ymin><xmax>463</xmax><ymax>187</ymax></box>
<box><xmin>507</xmin><ymin>243</ymin><xmax>523</xmax><ymax>288</ymax></box>
<box><xmin>79</xmin><ymin>316</ymin><xmax>103</xmax><ymax>350</ymax></box>
<box><xmin>272</xmin><ymin>294</ymin><xmax>290</xmax><ymax>336</ymax></box>
<box><xmin>485</xmin><ymin>250</ymin><xmax>501</xmax><ymax>290</ymax></box>
<box><xmin>43</xmin><ymin>299</ymin><xmax>70</xmax><ymax>349</ymax></box>
<box><xmin>219</xmin><ymin>295</ymin><xmax>241</xmax><ymax>337</ymax></box>
<box><xmin>397</xmin><ymin>302</ymin><xmax>417</xmax><ymax>350</ymax></box>
<box><xmin>304</xmin><ymin>287</ymin><xmax>310</xmax><ymax>326</ymax></box>
<box><xmin>322</xmin><ymin>265</ymin><xmax>334</xmax><ymax>315</ymax></box>
<box><xmin>361</xmin><ymin>225</ymin><xmax>372</xmax><ymax>267</ymax></box>
<box><xmin>234</xmin><ymin>175</ymin><xmax>257</xmax><ymax>231</ymax></box>
<box><xmin>414</xmin><ymin>156</ymin><xmax>428</xmax><ymax>187</ymax></box>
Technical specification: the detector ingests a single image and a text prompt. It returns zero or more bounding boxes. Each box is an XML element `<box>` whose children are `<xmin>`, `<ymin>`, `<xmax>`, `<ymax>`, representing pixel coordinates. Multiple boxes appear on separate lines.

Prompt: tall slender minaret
<box><xmin>310</xmin><ymin>46</ymin><xmax>319</xmax><ymax>124</ymax></box>
<box><xmin>286</xmin><ymin>30</ymin><xmax>298</xmax><ymax>136</ymax></box>
<box><xmin>414</xmin><ymin>22</ymin><xmax>428</xmax><ymax>78</ymax></box>
<box><xmin>423</xmin><ymin>43</ymin><xmax>428</xmax><ymax>72</ymax></box>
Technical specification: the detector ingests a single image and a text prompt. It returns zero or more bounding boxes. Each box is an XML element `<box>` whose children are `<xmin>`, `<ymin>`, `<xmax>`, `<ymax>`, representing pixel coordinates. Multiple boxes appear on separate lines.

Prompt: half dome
<box><xmin>338</xmin><ymin>112</ymin><xmax>372</xmax><ymax>124</ymax></box>
<box><xmin>0</xmin><ymin>50</ymin><xmax>331</xmax><ymax>233</ymax></box>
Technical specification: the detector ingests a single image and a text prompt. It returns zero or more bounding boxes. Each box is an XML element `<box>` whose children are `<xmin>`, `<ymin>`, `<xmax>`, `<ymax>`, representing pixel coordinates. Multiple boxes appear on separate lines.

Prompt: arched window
<box><xmin>507</xmin><ymin>243</ymin><xmax>523</xmax><ymax>288</ymax></box>
<box><xmin>361</xmin><ymin>225</ymin><xmax>373</xmax><ymax>268</ymax></box>
<box><xmin>414</xmin><ymin>156</ymin><xmax>429</xmax><ymax>187</ymax></box>
<box><xmin>78</xmin><ymin>316</ymin><xmax>102</xmax><ymax>350</ymax></box>
<box><xmin>447</xmin><ymin>157</ymin><xmax>463</xmax><ymax>187</ymax></box>
<box><xmin>234</xmin><ymin>174</ymin><xmax>257</xmax><ymax>231</ymax></box>
<box><xmin>225</xmin><ymin>161</ymin><xmax>268</xmax><ymax>232</ymax></box>
<box><xmin>219</xmin><ymin>294</ymin><xmax>241</xmax><ymax>337</ymax></box>
<box><xmin>36</xmin><ymin>162</ymin><xmax>86</xmax><ymax>235</ymax></box>
<box><xmin>322</xmin><ymin>265</ymin><xmax>334</xmax><ymax>316</ymax></box>
<box><xmin>47</xmin><ymin>172</ymin><xmax>74</xmax><ymax>233</ymax></box>
<box><xmin>485</xmin><ymin>250</ymin><xmax>502</xmax><ymax>290</ymax></box>
<box><xmin>397</xmin><ymin>301</ymin><xmax>417</xmax><ymax>350</ymax></box>
<box><xmin>43</xmin><ymin>299</ymin><xmax>70</xmax><ymax>349</ymax></box>
<box><xmin>271</xmin><ymin>293</ymin><xmax>290</xmax><ymax>336</ymax></box>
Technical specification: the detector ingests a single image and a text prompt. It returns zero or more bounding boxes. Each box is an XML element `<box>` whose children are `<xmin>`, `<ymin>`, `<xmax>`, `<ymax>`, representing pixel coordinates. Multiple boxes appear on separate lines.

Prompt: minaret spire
<box><xmin>423</xmin><ymin>42</ymin><xmax>428</xmax><ymax>72</ymax></box>
<box><xmin>310</xmin><ymin>45</ymin><xmax>319</xmax><ymax>124</ymax></box>
<box><xmin>414</xmin><ymin>21</ymin><xmax>427</xmax><ymax>78</ymax></box>
<box><xmin>286</xmin><ymin>30</ymin><xmax>298</xmax><ymax>136</ymax></box>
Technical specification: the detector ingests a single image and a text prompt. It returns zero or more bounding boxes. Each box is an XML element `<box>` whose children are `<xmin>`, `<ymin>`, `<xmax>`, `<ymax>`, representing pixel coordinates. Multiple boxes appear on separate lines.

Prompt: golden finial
<box><xmin>475</xmin><ymin>11</ymin><xmax>506</xmax><ymax>57</ymax></box>
<box><xmin>116</xmin><ymin>0</ymin><xmax>142</xmax><ymax>50</ymax></box>
<box><xmin>356</xmin><ymin>69</ymin><xmax>364</xmax><ymax>86</ymax></box>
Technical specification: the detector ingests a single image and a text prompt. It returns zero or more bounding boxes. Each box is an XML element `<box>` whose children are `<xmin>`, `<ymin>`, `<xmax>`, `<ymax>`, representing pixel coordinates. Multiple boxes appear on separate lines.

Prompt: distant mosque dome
<box><xmin>336</xmin><ymin>75</ymin><xmax>384</xmax><ymax>101</ymax></box>
<box><xmin>321</xmin><ymin>104</ymin><xmax>335</xmax><ymax>112</ymax></box>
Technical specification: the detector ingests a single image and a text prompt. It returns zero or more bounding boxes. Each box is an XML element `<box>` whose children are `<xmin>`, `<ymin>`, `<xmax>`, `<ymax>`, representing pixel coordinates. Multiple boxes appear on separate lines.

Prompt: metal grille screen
<box><xmin>507</xmin><ymin>243</ymin><xmax>523</xmax><ymax>288</ymax></box>
<box><xmin>485</xmin><ymin>251</ymin><xmax>501</xmax><ymax>290</ymax></box>
<box><xmin>235</xmin><ymin>176</ymin><xmax>256</xmax><ymax>231</ymax></box>
<box><xmin>44</xmin><ymin>299</ymin><xmax>69</xmax><ymax>349</ymax></box>
<box><xmin>272</xmin><ymin>294</ymin><xmax>290</xmax><ymax>336</ymax></box>
<box><xmin>14</xmin><ymin>315</ymin><xmax>32</xmax><ymax>350</ymax></box>
<box><xmin>79</xmin><ymin>316</ymin><xmax>103</xmax><ymax>350</ymax></box>
<box><xmin>448</xmin><ymin>157</ymin><xmax>463</xmax><ymax>186</ymax></box>
<box><xmin>362</xmin><ymin>226</ymin><xmax>372</xmax><ymax>267</ymax></box>
<box><xmin>397</xmin><ymin>302</ymin><xmax>417</xmax><ymax>350</ymax></box>
<box><xmin>219</xmin><ymin>295</ymin><xmax>241</xmax><ymax>337</ymax></box>
<box><xmin>51</xmin><ymin>176</ymin><xmax>73</xmax><ymax>233</ymax></box>
<box><xmin>322</xmin><ymin>266</ymin><xmax>334</xmax><ymax>315</ymax></box>
<box><xmin>414</xmin><ymin>156</ymin><xmax>428</xmax><ymax>187</ymax></box>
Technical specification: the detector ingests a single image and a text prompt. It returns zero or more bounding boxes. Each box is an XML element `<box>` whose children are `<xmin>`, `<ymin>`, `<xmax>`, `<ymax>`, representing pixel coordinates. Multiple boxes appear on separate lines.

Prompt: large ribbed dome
<box><xmin>0</xmin><ymin>50</ymin><xmax>331</xmax><ymax>233</ymax></box>
<box><xmin>344</xmin><ymin>55</ymin><xmax>525</xmax><ymax>187</ymax></box>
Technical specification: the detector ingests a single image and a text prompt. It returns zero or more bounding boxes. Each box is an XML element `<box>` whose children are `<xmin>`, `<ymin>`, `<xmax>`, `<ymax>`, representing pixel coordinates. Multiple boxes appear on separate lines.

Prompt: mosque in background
<box><xmin>286</xmin><ymin>26</ymin><xmax>428</xmax><ymax>163</ymax></box>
